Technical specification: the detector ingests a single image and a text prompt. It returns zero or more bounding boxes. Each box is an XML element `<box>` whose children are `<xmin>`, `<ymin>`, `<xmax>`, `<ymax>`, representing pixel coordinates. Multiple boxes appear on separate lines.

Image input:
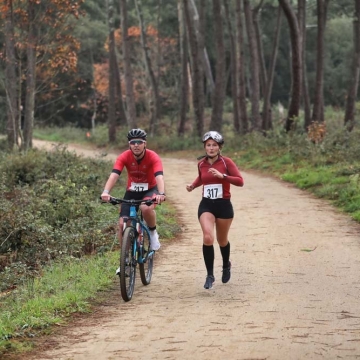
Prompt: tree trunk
<box><xmin>244</xmin><ymin>0</ymin><xmax>261</xmax><ymax>131</ymax></box>
<box><xmin>262</xmin><ymin>5</ymin><xmax>282</xmax><ymax>131</ymax></box>
<box><xmin>184</xmin><ymin>0</ymin><xmax>204</xmax><ymax>137</ymax></box>
<box><xmin>279</xmin><ymin>0</ymin><xmax>302</xmax><ymax>132</ymax></box>
<box><xmin>4</xmin><ymin>1</ymin><xmax>19</xmax><ymax>150</ymax></box>
<box><xmin>344</xmin><ymin>0</ymin><xmax>360</xmax><ymax>132</ymax></box>
<box><xmin>223</xmin><ymin>0</ymin><xmax>240</xmax><ymax>133</ymax></box>
<box><xmin>107</xmin><ymin>0</ymin><xmax>117</xmax><ymax>143</ymax></box>
<box><xmin>298</xmin><ymin>0</ymin><xmax>311</xmax><ymax>130</ymax></box>
<box><xmin>177</xmin><ymin>0</ymin><xmax>189</xmax><ymax>135</ymax></box>
<box><xmin>253</xmin><ymin>0</ymin><xmax>266</xmax><ymax>98</ymax></box>
<box><xmin>134</xmin><ymin>0</ymin><xmax>161</xmax><ymax>136</ymax></box>
<box><xmin>113</xmin><ymin>55</ymin><xmax>127</xmax><ymax>126</ymax></box>
<box><xmin>120</xmin><ymin>0</ymin><xmax>137</xmax><ymax>128</ymax></box>
<box><xmin>189</xmin><ymin>0</ymin><xmax>214</xmax><ymax>94</ymax></box>
<box><xmin>22</xmin><ymin>1</ymin><xmax>36</xmax><ymax>151</ymax></box>
<box><xmin>235</xmin><ymin>0</ymin><xmax>248</xmax><ymax>134</ymax></box>
<box><xmin>210</xmin><ymin>0</ymin><xmax>226</xmax><ymax>131</ymax></box>
<box><xmin>311</xmin><ymin>0</ymin><xmax>329</xmax><ymax>123</ymax></box>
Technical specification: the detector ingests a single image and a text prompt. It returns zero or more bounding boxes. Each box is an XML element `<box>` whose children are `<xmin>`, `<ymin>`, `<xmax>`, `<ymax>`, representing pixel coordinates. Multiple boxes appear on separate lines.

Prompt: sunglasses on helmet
<box><xmin>129</xmin><ymin>139</ymin><xmax>146</xmax><ymax>145</ymax></box>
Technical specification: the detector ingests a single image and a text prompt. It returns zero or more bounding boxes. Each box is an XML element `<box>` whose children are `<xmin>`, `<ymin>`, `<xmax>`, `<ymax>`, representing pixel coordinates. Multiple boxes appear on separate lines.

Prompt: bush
<box><xmin>0</xmin><ymin>146</ymin><xmax>122</xmax><ymax>292</ymax></box>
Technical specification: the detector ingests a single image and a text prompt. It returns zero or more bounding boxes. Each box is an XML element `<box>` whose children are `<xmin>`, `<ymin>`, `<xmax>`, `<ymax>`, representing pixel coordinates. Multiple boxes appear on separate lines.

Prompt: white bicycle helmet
<box><xmin>202</xmin><ymin>131</ymin><xmax>224</xmax><ymax>145</ymax></box>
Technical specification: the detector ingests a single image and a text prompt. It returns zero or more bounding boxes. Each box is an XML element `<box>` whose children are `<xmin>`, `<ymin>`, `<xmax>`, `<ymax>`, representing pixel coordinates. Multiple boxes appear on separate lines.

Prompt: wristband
<box><xmin>103</xmin><ymin>189</ymin><xmax>110</xmax><ymax>194</ymax></box>
<box><xmin>158</xmin><ymin>192</ymin><xmax>166</xmax><ymax>196</ymax></box>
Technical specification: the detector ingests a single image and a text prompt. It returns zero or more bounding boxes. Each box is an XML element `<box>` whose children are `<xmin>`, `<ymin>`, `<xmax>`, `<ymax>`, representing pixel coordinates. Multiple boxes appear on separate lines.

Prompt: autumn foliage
<box><xmin>94</xmin><ymin>25</ymin><xmax>178</xmax><ymax>108</ymax></box>
<box><xmin>0</xmin><ymin>0</ymin><xmax>84</xmax><ymax>101</ymax></box>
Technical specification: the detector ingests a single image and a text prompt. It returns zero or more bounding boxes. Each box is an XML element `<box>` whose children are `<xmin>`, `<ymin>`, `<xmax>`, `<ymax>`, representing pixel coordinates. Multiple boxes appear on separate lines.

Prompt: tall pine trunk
<box><xmin>4</xmin><ymin>2</ymin><xmax>19</xmax><ymax>150</ymax></box>
<box><xmin>184</xmin><ymin>0</ymin><xmax>204</xmax><ymax>136</ymax></box>
<box><xmin>134</xmin><ymin>0</ymin><xmax>161</xmax><ymax>136</ymax></box>
<box><xmin>279</xmin><ymin>0</ymin><xmax>302</xmax><ymax>132</ymax></box>
<box><xmin>120</xmin><ymin>0</ymin><xmax>137</xmax><ymax>128</ymax></box>
<box><xmin>235</xmin><ymin>0</ymin><xmax>248</xmax><ymax>134</ymax></box>
<box><xmin>244</xmin><ymin>0</ymin><xmax>261</xmax><ymax>131</ymax></box>
<box><xmin>311</xmin><ymin>0</ymin><xmax>329</xmax><ymax>123</ymax></box>
<box><xmin>344</xmin><ymin>0</ymin><xmax>360</xmax><ymax>132</ymax></box>
<box><xmin>107</xmin><ymin>0</ymin><xmax>117</xmax><ymax>143</ymax></box>
<box><xmin>22</xmin><ymin>1</ymin><xmax>36</xmax><ymax>150</ymax></box>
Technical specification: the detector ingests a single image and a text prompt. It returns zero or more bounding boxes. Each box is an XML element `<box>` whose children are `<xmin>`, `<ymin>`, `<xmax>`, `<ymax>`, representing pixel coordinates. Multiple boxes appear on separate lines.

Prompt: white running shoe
<box><xmin>150</xmin><ymin>230</ymin><xmax>161</xmax><ymax>251</ymax></box>
<box><xmin>116</xmin><ymin>267</ymin><xmax>120</xmax><ymax>276</ymax></box>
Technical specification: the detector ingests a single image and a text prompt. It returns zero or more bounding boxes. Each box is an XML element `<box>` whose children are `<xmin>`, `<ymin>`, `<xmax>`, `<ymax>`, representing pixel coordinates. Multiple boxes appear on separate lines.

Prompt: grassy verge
<box><xmin>232</xmin><ymin>146</ymin><xmax>360</xmax><ymax>223</ymax></box>
<box><xmin>0</xmin><ymin>251</ymin><xmax>119</xmax><ymax>353</ymax></box>
<box><xmin>0</xmin><ymin>140</ymin><xmax>181</xmax><ymax>357</ymax></box>
<box><xmin>0</xmin><ymin>200</ymin><xmax>180</xmax><ymax>356</ymax></box>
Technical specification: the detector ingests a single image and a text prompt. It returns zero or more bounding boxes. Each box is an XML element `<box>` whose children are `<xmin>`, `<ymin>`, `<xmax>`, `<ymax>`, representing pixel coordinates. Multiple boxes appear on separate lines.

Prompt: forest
<box><xmin>0</xmin><ymin>0</ymin><xmax>359</xmax><ymax>150</ymax></box>
<box><xmin>1</xmin><ymin>1</ymin><xmax>360</xmax><ymax>354</ymax></box>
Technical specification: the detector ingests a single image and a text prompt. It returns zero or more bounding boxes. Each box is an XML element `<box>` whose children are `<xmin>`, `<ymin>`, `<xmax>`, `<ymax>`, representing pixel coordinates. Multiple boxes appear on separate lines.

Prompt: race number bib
<box><xmin>130</xmin><ymin>182</ymin><xmax>149</xmax><ymax>192</ymax></box>
<box><xmin>204</xmin><ymin>184</ymin><xmax>223</xmax><ymax>199</ymax></box>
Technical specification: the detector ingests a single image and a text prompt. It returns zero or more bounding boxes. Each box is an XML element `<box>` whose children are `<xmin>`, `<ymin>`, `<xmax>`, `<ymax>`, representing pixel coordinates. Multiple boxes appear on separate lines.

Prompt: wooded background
<box><xmin>0</xmin><ymin>0</ymin><xmax>359</xmax><ymax>149</ymax></box>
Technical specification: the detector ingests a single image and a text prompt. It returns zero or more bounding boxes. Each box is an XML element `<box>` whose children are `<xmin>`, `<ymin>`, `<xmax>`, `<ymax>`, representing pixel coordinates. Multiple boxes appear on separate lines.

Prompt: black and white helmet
<box><xmin>127</xmin><ymin>128</ymin><xmax>147</xmax><ymax>141</ymax></box>
<box><xmin>202</xmin><ymin>131</ymin><xmax>224</xmax><ymax>145</ymax></box>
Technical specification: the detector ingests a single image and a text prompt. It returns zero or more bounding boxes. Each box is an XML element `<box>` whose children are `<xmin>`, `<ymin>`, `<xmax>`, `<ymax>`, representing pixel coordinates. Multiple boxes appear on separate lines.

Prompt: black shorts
<box><xmin>198</xmin><ymin>197</ymin><xmax>234</xmax><ymax>219</ymax></box>
<box><xmin>119</xmin><ymin>186</ymin><xmax>158</xmax><ymax>217</ymax></box>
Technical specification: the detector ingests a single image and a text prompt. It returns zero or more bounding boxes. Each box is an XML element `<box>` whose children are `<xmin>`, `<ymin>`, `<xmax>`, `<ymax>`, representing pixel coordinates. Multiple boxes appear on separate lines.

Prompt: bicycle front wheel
<box><xmin>139</xmin><ymin>229</ymin><xmax>154</xmax><ymax>285</ymax></box>
<box><xmin>120</xmin><ymin>226</ymin><xmax>137</xmax><ymax>302</ymax></box>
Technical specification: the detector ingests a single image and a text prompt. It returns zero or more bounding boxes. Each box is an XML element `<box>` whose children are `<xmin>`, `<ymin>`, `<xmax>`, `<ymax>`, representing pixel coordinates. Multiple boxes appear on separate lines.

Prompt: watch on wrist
<box><xmin>158</xmin><ymin>192</ymin><xmax>166</xmax><ymax>196</ymax></box>
<box><xmin>223</xmin><ymin>174</ymin><xmax>228</xmax><ymax>179</ymax></box>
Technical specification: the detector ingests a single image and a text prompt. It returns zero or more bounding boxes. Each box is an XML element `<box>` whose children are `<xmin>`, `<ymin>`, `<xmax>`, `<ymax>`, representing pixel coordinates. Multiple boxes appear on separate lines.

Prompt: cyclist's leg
<box><xmin>139</xmin><ymin>187</ymin><xmax>158</xmax><ymax>228</ymax></box>
<box><xmin>116</xmin><ymin>191</ymin><xmax>133</xmax><ymax>275</ymax></box>
<box><xmin>140</xmin><ymin>187</ymin><xmax>160</xmax><ymax>250</ymax></box>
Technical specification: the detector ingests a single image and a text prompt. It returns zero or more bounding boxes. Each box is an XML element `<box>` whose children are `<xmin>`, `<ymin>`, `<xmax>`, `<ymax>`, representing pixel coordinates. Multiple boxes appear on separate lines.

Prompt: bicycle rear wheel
<box><xmin>120</xmin><ymin>226</ymin><xmax>137</xmax><ymax>302</ymax></box>
<box><xmin>139</xmin><ymin>228</ymin><xmax>154</xmax><ymax>285</ymax></box>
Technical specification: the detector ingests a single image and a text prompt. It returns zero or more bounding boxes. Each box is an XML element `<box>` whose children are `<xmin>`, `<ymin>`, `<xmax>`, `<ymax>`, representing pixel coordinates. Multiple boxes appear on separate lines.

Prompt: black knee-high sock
<box><xmin>203</xmin><ymin>244</ymin><xmax>214</xmax><ymax>276</ymax></box>
<box><xmin>220</xmin><ymin>242</ymin><xmax>230</xmax><ymax>268</ymax></box>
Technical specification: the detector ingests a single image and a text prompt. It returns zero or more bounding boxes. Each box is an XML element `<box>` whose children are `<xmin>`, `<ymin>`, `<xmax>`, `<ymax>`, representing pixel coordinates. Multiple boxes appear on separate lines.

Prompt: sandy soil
<box><xmin>15</xmin><ymin>140</ymin><xmax>360</xmax><ymax>359</ymax></box>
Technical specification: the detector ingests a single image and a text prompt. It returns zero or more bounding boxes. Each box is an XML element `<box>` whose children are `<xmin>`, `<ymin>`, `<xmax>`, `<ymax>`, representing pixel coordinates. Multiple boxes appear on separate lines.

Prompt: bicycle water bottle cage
<box><xmin>129</xmin><ymin>206</ymin><xmax>137</xmax><ymax>217</ymax></box>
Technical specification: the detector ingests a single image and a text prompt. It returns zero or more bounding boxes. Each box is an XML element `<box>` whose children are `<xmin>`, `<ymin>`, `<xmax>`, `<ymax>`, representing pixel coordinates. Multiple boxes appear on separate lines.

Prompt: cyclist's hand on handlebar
<box><xmin>155</xmin><ymin>194</ymin><xmax>166</xmax><ymax>204</ymax></box>
<box><xmin>100</xmin><ymin>191</ymin><xmax>111</xmax><ymax>202</ymax></box>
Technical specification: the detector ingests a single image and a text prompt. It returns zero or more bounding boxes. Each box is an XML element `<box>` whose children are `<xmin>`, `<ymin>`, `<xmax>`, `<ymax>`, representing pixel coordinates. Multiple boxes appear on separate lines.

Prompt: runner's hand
<box><xmin>208</xmin><ymin>168</ymin><xmax>223</xmax><ymax>178</ymax></box>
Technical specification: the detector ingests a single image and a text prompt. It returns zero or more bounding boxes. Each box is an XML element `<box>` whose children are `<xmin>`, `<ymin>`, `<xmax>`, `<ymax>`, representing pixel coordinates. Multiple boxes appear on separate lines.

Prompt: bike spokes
<box><xmin>120</xmin><ymin>227</ymin><xmax>136</xmax><ymax>302</ymax></box>
<box><xmin>139</xmin><ymin>229</ymin><xmax>154</xmax><ymax>285</ymax></box>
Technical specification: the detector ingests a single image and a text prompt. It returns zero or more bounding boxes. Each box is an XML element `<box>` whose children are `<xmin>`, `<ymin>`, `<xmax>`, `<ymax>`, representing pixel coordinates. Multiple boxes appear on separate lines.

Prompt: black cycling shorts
<box><xmin>120</xmin><ymin>186</ymin><xmax>158</xmax><ymax>217</ymax></box>
<box><xmin>198</xmin><ymin>197</ymin><xmax>234</xmax><ymax>219</ymax></box>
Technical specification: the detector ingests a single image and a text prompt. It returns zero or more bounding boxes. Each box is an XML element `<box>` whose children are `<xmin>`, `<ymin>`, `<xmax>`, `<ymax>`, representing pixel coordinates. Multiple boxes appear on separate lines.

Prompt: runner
<box><xmin>186</xmin><ymin>131</ymin><xmax>244</xmax><ymax>289</ymax></box>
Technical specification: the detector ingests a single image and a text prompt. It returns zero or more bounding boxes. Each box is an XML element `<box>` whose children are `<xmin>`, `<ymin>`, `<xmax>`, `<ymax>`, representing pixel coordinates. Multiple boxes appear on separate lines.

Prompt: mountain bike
<box><xmin>108</xmin><ymin>196</ymin><xmax>156</xmax><ymax>302</ymax></box>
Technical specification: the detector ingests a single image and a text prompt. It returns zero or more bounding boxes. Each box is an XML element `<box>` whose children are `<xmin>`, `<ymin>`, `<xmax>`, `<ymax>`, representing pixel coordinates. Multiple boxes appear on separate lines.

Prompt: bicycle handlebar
<box><xmin>100</xmin><ymin>196</ymin><xmax>157</xmax><ymax>207</ymax></box>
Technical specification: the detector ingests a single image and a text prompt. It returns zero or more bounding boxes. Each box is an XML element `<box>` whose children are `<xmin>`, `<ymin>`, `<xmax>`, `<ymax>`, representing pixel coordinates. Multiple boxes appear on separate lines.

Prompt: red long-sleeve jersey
<box><xmin>191</xmin><ymin>156</ymin><xmax>244</xmax><ymax>199</ymax></box>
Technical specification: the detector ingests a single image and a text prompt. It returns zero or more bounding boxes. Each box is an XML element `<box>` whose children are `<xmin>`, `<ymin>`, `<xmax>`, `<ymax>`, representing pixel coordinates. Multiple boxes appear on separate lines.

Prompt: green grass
<box><xmin>0</xmin><ymin>141</ymin><xmax>181</xmax><ymax>357</ymax></box>
<box><xmin>0</xmin><ymin>251</ymin><xmax>119</xmax><ymax>354</ymax></box>
<box><xmin>5</xmin><ymin>118</ymin><xmax>359</xmax><ymax>356</ymax></box>
<box><xmin>0</xmin><ymin>200</ymin><xmax>180</xmax><ymax>356</ymax></box>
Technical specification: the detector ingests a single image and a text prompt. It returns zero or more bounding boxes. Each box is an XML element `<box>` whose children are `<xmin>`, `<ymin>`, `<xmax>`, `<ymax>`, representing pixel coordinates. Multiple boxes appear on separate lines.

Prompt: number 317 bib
<box><xmin>204</xmin><ymin>184</ymin><xmax>223</xmax><ymax>199</ymax></box>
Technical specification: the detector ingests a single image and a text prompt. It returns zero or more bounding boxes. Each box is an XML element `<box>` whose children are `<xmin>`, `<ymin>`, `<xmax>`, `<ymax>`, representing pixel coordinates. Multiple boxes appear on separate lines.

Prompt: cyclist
<box><xmin>101</xmin><ymin>128</ymin><xmax>166</xmax><ymax>275</ymax></box>
<box><xmin>186</xmin><ymin>131</ymin><xmax>244</xmax><ymax>289</ymax></box>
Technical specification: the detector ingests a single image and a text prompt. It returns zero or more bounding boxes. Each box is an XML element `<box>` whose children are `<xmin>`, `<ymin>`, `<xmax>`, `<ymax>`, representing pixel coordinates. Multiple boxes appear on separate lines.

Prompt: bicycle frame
<box><xmin>104</xmin><ymin>196</ymin><xmax>156</xmax><ymax>301</ymax></box>
<box><xmin>127</xmin><ymin>204</ymin><xmax>154</xmax><ymax>264</ymax></box>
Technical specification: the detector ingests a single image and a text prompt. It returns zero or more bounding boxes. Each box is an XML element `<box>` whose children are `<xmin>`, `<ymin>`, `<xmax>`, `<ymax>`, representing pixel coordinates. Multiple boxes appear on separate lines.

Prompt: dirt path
<box><xmin>25</xmin><ymin>140</ymin><xmax>360</xmax><ymax>359</ymax></box>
